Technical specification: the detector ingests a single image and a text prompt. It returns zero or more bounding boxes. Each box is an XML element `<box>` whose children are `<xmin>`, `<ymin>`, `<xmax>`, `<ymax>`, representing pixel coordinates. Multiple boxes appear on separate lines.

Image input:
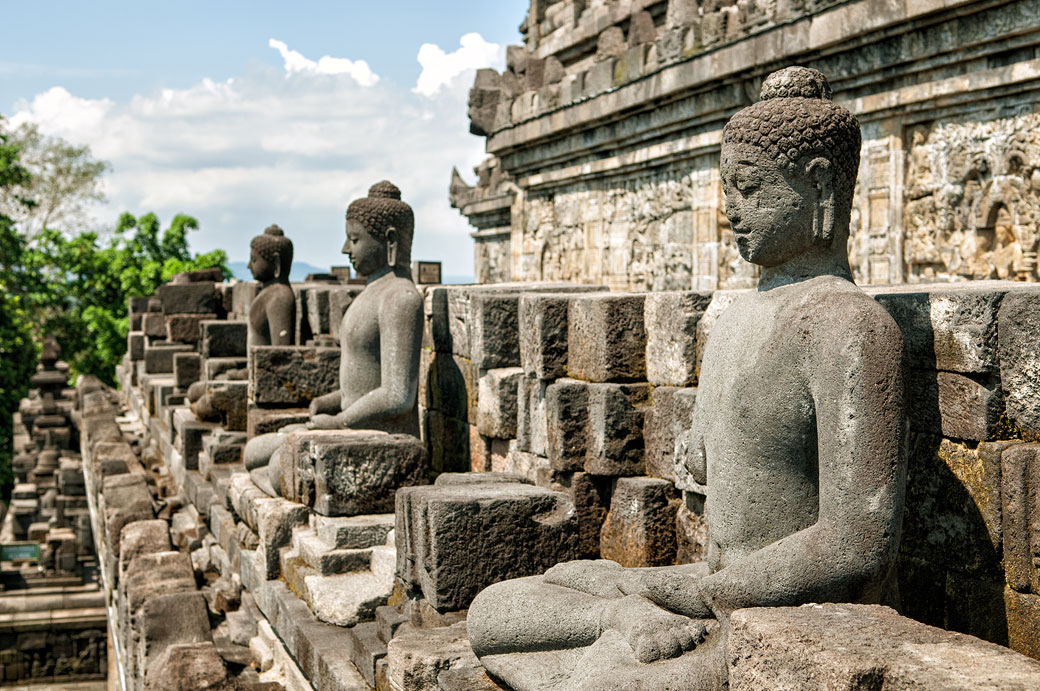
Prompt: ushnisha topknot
<box><xmin>251</xmin><ymin>224</ymin><xmax>294</xmax><ymax>278</ymax></box>
<box><xmin>346</xmin><ymin>180</ymin><xmax>415</xmax><ymax>270</ymax></box>
<box><xmin>723</xmin><ymin>66</ymin><xmax>860</xmax><ymax>223</ymax></box>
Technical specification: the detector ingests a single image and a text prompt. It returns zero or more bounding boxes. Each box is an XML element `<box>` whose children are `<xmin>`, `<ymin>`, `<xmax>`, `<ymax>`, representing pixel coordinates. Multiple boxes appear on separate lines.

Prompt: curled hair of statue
<box><xmin>251</xmin><ymin>224</ymin><xmax>294</xmax><ymax>279</ymax></box>
<box><xmin>346</xmin><ymin>180</ymin><xmax>415</xmax><ymax>270</ymax></box>
<box><xmin>723</xmin><ymin>66</ymin><xmax>860</xmax><ymax>221</ymax></box>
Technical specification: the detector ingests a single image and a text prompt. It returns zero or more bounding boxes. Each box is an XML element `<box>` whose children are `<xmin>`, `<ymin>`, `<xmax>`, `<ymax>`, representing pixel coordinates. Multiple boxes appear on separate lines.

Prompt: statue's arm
<box><xmin>336</xmin><ymin>286</ymin><xmax>422</xmax><ymax>428</ymax></box>
<box><xmin>309</xmin><ymin>391</ymin><xmax>341</xmax><ymax>416</ymax></box>
<box><xmin>267</xmin><ymin>291</ymin><xmax>296</xmax><ymax>346</ymax></box>
<box><xmin>699</xmin><ymin>306</ymin><xmax>907</xmax><ymax>617</ymax></box>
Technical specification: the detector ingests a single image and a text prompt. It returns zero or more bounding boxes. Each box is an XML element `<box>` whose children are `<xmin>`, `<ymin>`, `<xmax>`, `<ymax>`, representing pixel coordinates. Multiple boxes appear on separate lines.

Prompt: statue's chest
<box><xmin>341</xmin><ymin>295</ymin><xmax>380</xmax><ymax>354</ymax></box>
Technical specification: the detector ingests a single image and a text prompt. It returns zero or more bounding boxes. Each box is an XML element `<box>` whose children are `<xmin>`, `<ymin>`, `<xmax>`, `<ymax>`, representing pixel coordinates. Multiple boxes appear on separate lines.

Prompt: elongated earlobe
<box><xmin>806</xmin><ymin>158</ymin><xmax>835</xmax><ymax>245</ymax></box>
<box><xmin>386</xmin><ymin>227</ymin><xmax>398</xmax><ymax>268</ymax></box>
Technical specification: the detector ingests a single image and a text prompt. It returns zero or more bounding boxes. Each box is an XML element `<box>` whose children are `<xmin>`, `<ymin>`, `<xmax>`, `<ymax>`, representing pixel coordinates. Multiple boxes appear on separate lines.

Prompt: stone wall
<box><xmin>69</xmin><ymin>272</ymin><xmax>1040</xmax><ymax>689</ymax></box>
<box><xmin>452</xmin><ymin>0</ymin><xmax>1040</xmax><ymax>290</ymax></box>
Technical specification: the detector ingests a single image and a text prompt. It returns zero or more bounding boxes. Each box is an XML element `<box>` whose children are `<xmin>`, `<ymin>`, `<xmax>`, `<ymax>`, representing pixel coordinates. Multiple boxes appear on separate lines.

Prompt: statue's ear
<box><xmin>806</xmin><ymin>157</ymin><xmax>835</xmax><ymax>244</ymax></box>
<box><xmin>386</xmin><ymin>227</ymin><xmax>398</xmax><ymax>268</ymax></box>
<box><xmin>272</xmin><ymin>255</ymin><xmax>281</xmax><ymax>279</ymax></box>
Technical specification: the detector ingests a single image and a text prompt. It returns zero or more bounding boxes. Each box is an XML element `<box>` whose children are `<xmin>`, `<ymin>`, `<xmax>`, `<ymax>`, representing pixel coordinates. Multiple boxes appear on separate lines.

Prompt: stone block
<box><xmin>425</xmin><ymin>286</ymin><xmax>472</xmax><ymax>357</ymax></box>
<box><xmin>173</xmin><ymin>352</ymin><xmax>201</xmax><ymax>390</ymax></box>
<box><xmin>644</xmin><ymin>386</ymin><xmax>698</xmax><ymax>482</ymax></box>
<box><xmin>469</xmin><ymin>427</ymin><xmax>509</xmax><ymax>474</ymax></box>
<box><xmin>138</xmin><ymin>591</ymin><xmax>211</xmax><ymax>664</ymax></box>
<box><xmin>476</xmin><ymin>367</ymin><xmax>523</xmax><ymax>439</ymax></box>
<box><xmin>204</xmin><ymin>380</ymin><xmax>248</xmax><ymax>431</ymax></box>
<box><xmin>158</xmin><ymin>281</ymin><xmax>219</xmax><ymax>314</ymax></box>
<box><xmin>1005</xmin><ymin>587</ymin><xmax>1040</xmax><ymax>660</ymax></box>
<box><xmin>908</xmin><ymin>370</ymin><xmax>1006</xmax><ymax>441</ymax></box>
<box><xmin>424</xmin><ymin>352</ymin><xmax>475</xmax><ymax>421</ymax></box>
<box><xmin>396</xmin><ymin>474</ymin><xmax>579</xmax><ymax>611</ymax></box>
<box><xmin>329</xmin><ymin>286</ymin><xmax>363</xmax><ymax>338</ymax></box>
<box><xmin>129</xmin><ymin>295</ymin><xmax>150</xmax><ymax>313</ymax></box>
<box><xmin>143</xmin><ymin>312</ymin><xmax>167</xmax><ymax>338</ymax></box>
<box><xmin>550</xmin><ymin>471</ymin><xmax>610</xmax><ymax>559</ymax></box>
<box><xmin>600</xmin><ymin>477</ymin><xmax>678</xmax><ymax>567</ymax></box>
<box><xmin>676</xmin><ymin>491</ymin><xmax>709</xmax><ymax>564</ymax></box>
<box><xmin>516</xmin><ymin>376</ymin><xmax>548</xmax><ymax>456</ymax></box>
<box><xmin>1002</xmin><ymin>443</ymin><xmax>1040</xmax><ymax>594</ymax></box>
<box><xmin>644</xmin><ymin>291</ymin><xmax>712</xmax><ymax>387</ymax></box>
<box><xmin>166</xmin><ymin>312</ymin><xmax>216</xmax><ymax>343</ymax></box>
<box><xmin>470</xmin><ymin>293</ymin><xmax>521</xmax><ymax>370</ymax></box>
<box><xmin>314</xmin><ymin>513</ymin><xmax>395</xmax><ymax>550</ymax></box>
<box><xmin>282</xmin><ymin>430</ymin><xmax>428</xmax><ymax>516</ymax></box>
<box><xmin>728</xmin><ymin>604</ymin><xmax>1040</xmax><ymax>689</ymax></box>
<box><xmin>204</xmin><ymin>357</ymin><xmax>247</xmax><ymax>380</ymax></box>
<box><xmin>101</xmin><ymin>473</ymin><xmax>155</xmax><ymax>553</ymax></box>
<box><xmin>584</xmin><ymin>59</ymin><xmax>614</xmax><ymax>95</ymax></box>
<box><xmin>568</xmin><ymin>293</ymin><xmax>646</xmax><ymax>382</ymax></box>
<box><xmin>304</xmin><ymin>284</ymin><xmax>332</xmax><ymax>336</ymax></box>
<box><xmin>144</xmin><ymin>343</ymin><xmax>194</xmax><ymax>374</ymax></box>
<box><xmin>202</xmin><ymin>430</ymin><xmax>247</xmax><ymax>466</ymax></box>
<box><xmin>519</xmin><ymin>293</ymin><xmax>570</xmax><ymax>379</ymax></box>
<box><xmin>249</xmin><ymin>346</ymin><xmax>340</xmax><ymax>406</ymax></box>
<box><xmin>902</xmin><ymin>435</ymin><xmax>1007</xmax><ymax>577</ymax></box>
<box><xmin>247</xmin><ymin>406</ymin><xmax>309</xmax><ymax>436</ymax></box>
<box><xmin>872</xmin><ymin>286</ymin><xmax>1005</xmax><ymax>374</ymax></box>
<box><xmin>386</xmin><ymin>622</ymin><xmax>481</xmax><ymax>691</ymax></box>
<box><xmin>128</xmin><ymin>331</ymin><xmax>145</xmax><ymax>360</ymax></box>
<box><xmin>545</xmin><ymin>378</ymin><xmax>588</xmax><ymax>472</ymax></box>
<box><xmin>998</xmin><ymin>290</ymin><xmax>1040</xmax><ymax>440</ymax></box>
<box><xmin>144</xmin><ymin>641</ymin><xmax>229</xmax><ymax>691</ymax></box>
<box><xmin>119</xmin><ymin>519</ymin><xmax>172</xmax><ymax>578</ymax></box>
<box><xmin>585</xmin><ymin>383</ymin><xmax>650</xmax><ymax>476</ymax></box>
<box><xmin>200</xmin><ymin>320</ymin><xmax>248</xmax><ymax>358</ymax></box>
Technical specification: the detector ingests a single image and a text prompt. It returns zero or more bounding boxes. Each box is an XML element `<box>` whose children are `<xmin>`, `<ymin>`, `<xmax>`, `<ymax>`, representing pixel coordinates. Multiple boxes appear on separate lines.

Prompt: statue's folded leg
<box><xmin>243</xmin><ymin>423</ymin><xmax>307</xmax><ymax>497</ymax></box>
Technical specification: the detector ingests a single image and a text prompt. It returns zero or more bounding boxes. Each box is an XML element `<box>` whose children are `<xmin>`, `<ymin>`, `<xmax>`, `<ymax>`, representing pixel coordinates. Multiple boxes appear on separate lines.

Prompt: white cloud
<box><xmin>268</xmin><ymin>38</ymin><xmax>379</xmax><ymax>87</ymax></box>
<box><xmin>9</xmin><ymin>35</ymin><xmax>503</xmax><ymax>279</ymax></box>
<box><xmin>414</xmin><ymin>32</ymin><xmax>503</xmax><ymax>97</ymax></box>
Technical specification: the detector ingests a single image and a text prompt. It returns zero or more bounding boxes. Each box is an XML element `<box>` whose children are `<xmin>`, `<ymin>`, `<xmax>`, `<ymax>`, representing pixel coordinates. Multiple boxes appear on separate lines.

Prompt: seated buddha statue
<box><xmin>247</xmin><ymin>224</ymin><xmax>296</xmax><ymax>347</ymax></box>
<box><xmin>243</xmin><ymin>181</ymin><xmax>423</xmax><ymax>496</ymax></box>
<box><xmin>465</xmin><ymin>67</ymin><xmax>909</xmax><ymax>690</ymax></box>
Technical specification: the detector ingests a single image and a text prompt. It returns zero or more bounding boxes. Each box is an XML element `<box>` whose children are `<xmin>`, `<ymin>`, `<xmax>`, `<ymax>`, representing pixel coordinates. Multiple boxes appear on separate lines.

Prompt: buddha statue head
<box><xmin>721</xmin><ymin>66</ymin><xmax>860</xmax><ymax>269</ymax></box>
<box><xmin>248</xmin><ymin>224</ymin><xmax>293</xmax><ymax>282</ymax></box>
<box><xmin>344</xmin><ymin>181</ymin><xmax>415</xmax><ymax>276</ymax></box>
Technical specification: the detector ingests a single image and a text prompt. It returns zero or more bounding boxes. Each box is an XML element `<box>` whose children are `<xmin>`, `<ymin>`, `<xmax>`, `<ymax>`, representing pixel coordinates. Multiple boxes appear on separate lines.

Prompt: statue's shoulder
<box><xmin>801</xmin><ymin>280</ymin><xmax>904</xmax><ymax>355</ymax></box>
<box><xmin>382</xmin><ymin>276</ymin><xmax>423</xmax><ymax>313</ymax></box>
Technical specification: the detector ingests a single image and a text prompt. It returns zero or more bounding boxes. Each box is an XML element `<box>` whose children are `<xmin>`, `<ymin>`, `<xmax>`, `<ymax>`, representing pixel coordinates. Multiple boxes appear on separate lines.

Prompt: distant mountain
<box><xmin>227</xmin><ymin>261</ymin><xmax>332</xmax><ymax>282</ymax></box>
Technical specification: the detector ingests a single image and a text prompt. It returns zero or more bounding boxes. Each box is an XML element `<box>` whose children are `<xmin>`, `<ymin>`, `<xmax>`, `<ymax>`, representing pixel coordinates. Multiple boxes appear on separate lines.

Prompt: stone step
<box><xmin>312</xmin><ymin>513</ymin><xmax>395</xmax><ymax>549</ymax></box>
<box><xmin>294</xmin><ymin>530</ymin><xmax>372</xmax><ymax>576</ymax></box>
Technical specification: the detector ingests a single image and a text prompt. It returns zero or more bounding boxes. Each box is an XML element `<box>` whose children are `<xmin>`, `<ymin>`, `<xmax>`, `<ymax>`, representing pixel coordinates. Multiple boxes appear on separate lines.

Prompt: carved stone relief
<box><xmin>902</xmin><ymin>111</ymin><xmax>1040</xmax><ymax>283</ymax></box>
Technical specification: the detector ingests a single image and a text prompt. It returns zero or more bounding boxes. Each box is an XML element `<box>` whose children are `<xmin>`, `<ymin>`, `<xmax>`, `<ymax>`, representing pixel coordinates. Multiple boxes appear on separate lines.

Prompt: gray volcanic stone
<box><xmin>119</xmin><ymin>519</ymin><xmax>172</xmax><ymax>578</ymax></box>
<box><xmin>545</xmin><ymin>379</ymin><xmax>588</xmax><ymax>472</ymax></box>
<box><xmin>249</xmin><ymin>345</ymin><xmax>340</xmax><ymax>405</ymax></box>
<box><xmin>100</xmin><ymin>473</ymin><xmax>154</xmax><ymax>553</ymax></box>
<box><xmin>600</xmin><ymin>477</ymin><xmax>679</xmax><ymax>567</ymax></box>
<box><xmin>548</xmin><ymin>471</ymin><xmax>609</xmax><ymax>559</ymax></box>
<box><xmin>387</xmin><ymin>621</ymin><xmax>481</xmax><ymax>691</ymax></box>
<box><xmin>201</xmin><ymin>380</ymin><xmax>248</xmax><ymax>431</ymax></box>
<box><xmin>158</xmin><ymin>281</ymin><xmax>219</xmax><ymax>314</ymax></box>
<box><xmin>728</xmin><ymin>604</ymin><xmax>1040</xmax><ymax>689</ymax></box>
<box><xmin>128</xmin><ymin>332</ymin><xmax>145</xmax><ymax>360</ymax></box>
<box><xmin>143</xmin><ymin>312</ymin><xmax>167</xmax><ymax>337</ymax></box>
<box><xmin>907</xmin><ymin>370</ymin><xmax>1006</xmax><ymax>441</ymax></box>
<box><xmin>173</xmin><ymin>352</ymin><xmax>201</xmax><ymax>390</ymax></box>
<box><xmin>644</xmin><ymin>386</ymin><xmax>698</xmax><ymax>482</ymax></box>
<box><xmin>204</xmin><ymin>356</ymin><xmax>247</xmax><ymax>380</ymax></box>
<box><xmin>395</xmin><ymin>474</ymin><xmax>579</xmax><ymax>611</ymax></box>
<box><xmin>1001</xmin><ymin>443</ymin><xmax>1040</xmax><ymax>594</ymax></box>
<box><xmin>144</xmin><ymin>641</ymin><xmax>229</xmax><ymax>691</ymax></box>
<box><xmin>200</xmin><ymin>320</ymin><xmax>248</xmax><ymax>358</ymax></box>
<box><xmin>425</xmin><ymin>352</ymin><xmax>475</xmax><ymax>421</ymax></box>
<box><xmin>694</xmin><ymin>289</ymin><xmax>745</xmax><ymax>379</ymax></box>
<box><xmin>568</xmin><ymin>293</ymin><xmax>646</xmax><ymax>382</ymax></box>
<box><xmin>997</xmin><ymin>290</ymin><xmax>1040</xmax><ymax>440</ymax></box>
<box><xmin>165</xmin><ymin>312</ymin><xmax>216</xmax><ymax>343</ymax></box>
<box><xmin>585</xmin><ymin>383</ymin><xmax>650</xmax><ymax>476</ymax></box>
<box><xmin>477</xmin><ymin>367</ymin><xmax>523</xmax><ymax>439</ymax></box>
<box><xmin>144</xmin><ymin>343</ymin><xmax>194</xmax><ymax>374</ymax></box>
<box><xmin>471</xmin><ymin>293</ymin><xmax>521</xmax><ymax>370</ymax></box>
<box><xmin>516</xmin><ymin>376</ymin><xmax>548</xmax><ymax>456</ymax></box>
<box><xmin>138</xmin><ymin>591</ymin><xmax>212</xmax><ymax>669</ymax></box>
<box><xmin>644</xmin><ymin>291</ymin><xmax>712</xmax><ymax>386</ymax></box>
<box><xmin>246</xmin><ymin>407</ymin><xmax>308</xmax><ymax>437</ymax></box>
<box><xmin>519</xmin><ymin>293</ymin><xmax>571</xmax><ymax>379</ymax></box>
<box><xmin>282</xmin><ymin>430</ymin><xmax>428</xmax><ymax>516</ymax></box>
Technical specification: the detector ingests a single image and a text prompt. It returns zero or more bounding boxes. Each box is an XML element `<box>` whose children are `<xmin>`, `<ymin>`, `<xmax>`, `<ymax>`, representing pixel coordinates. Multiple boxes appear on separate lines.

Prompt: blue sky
<box><xmin>0</xmin><ymin>1</ymin><xmax>529</xmax><ymax>279</ymax></box>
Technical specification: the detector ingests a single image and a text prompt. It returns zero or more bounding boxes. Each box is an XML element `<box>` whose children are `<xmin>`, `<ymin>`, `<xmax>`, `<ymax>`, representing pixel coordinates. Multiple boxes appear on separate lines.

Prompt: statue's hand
<box><xmin>308</xmin><ymin>414</ymin><xmax>340</xmax><ymax>430</ymax></box>
<box><xmin>618</xmin><ymin>571</ymin><xmax>712</xmax><ymax>620</ymax></box>
<box><xmin>544</xmin><ymin>560</ymin><xmax>627</xmax><ymax>597</ymax></box>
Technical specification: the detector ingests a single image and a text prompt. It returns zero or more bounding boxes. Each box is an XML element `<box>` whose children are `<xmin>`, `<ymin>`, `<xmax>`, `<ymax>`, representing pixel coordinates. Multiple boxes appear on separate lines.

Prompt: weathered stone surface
<box><xmin>545</xmin><ymin>378</ymin><xmax>588</xmax><ymax>472</ymax></box>
<box><xmin>129</xmin><ymin>331</ymin><xmax>145</xmax><ymax>360</ymax></box>
<box><xmin>1005</xmin><ymin>587</ymin><xmax>1040</xmax><ymax>660</ymax></box>
<box><xmin>907</xmin><ymin>370</ymin><xmax>1006</xmax><ymax>441</ymax></box>
<box><xmin>119</xmin><ymin>519</ymin><xmax>172</xmax><ymax>578</ymax></box>
<box><xmin>158</xmin><ymin>281</ymin><xmax>219</xmax><ymax>315</ymax></box>
<box><xmin>599</xmin><ymin>477</ymin><xmax>678</xmax><ymax>567</ymax></box>
<box><xmin>471</xmin><ymin>293</ymin><xmax>521</xmax><ymax>370</ymax></box>
<box><xmin>873</xmin><ymin>287</ymin><xmax>1005</xmax><ymax>374</ymax></box>
<box><xmin>246</xmin><ymin>407</ymin><xmax>308</xmax><ymax>437</ymax></box>
<box><xmin>249</xmin><ymin>345</ymin><xmax>340</xmax><ymax>406</ymax></box>
<box><xmin>568</xmin><ymin>293</ymin><xmax>646</xmax><ymax>382</ymax></box>
<box><xmin>729</xmin><ymin>604</ymin><xmax>1040</xmax><ymax>689</ymax></box>
<box><xmin>516</xmin><ymin>376</ymin><xmax>548</xmax><ymax>456</ymax></box>
<box><xmin>423</xmin><ymin>352</ymin><xmax>475</xmax><ymax>422</ymax></box>
<box><xmin>144</xmin><ymin>641</ymin><xmax>228</xmax><ymax>691</ymax></box>
<box><xmin>200</xmin><ymin>320</ymin><xmax>248</xmax><ymax>358</ymax></box>
<box><xmin>518</xmin><ymin>293</ymin><xmax>570</xmax><ymax>379</ymax></box>
<box><xmin>426</xmin><ymin>410</ymin><xmax>470</xmax><ymax>474</ymax></box>
<box><xmin>395</xmin><ymin>475</ymin><xmax>579</xmax><ymax>611</ymax></box>
<box><xmin>173</xmin><ymin>352</ymin><xmax>201</xmax><ymax>390</ymax></box>
<box><xmin>165</xmin><ymin>313</ymin><xmax>216</xmax><ymax>343</ymax></box>
<box><xmin>137</xmin><ymin>591</ymin><xmax>212</xmax><ymax>667</ymax></box>
<box><xmin>676</xmin><ymin>490</ymin><xmax>709</xmax><ymax>564</ymax></box>
<box><xmin>1002</xmin><ymin>443</ymin><xmax>1040</xmax><ymax>594</ymax></box>
<box><xmin>100</xmin><ymin>473</ymin><xmax>154</xmax><ymax>552</ymax></box>
<box><xmin>997</xmin><ymin>290</ymin><xmax>1040</xmax><ymax>440</ymax></box>
<box><xmin>143</xmin><ymin>312</ymin><xmax>167</xmax><ymax>338</ymax></box>
<box><xmin>695</xmin><ymin>290</ymin><xmax>745</xmax><ymax>379</ymax></box>
<box><xmin>386</xmin><ymin>622</ymin><xmax>481</xmax><ymax>691</ymax></box>
<box><xmin>282</xmin><ymin>430</ymin><xmax>428</xmax><ymax>516</ymax></box>
<box><xmin>548</xmin><ymin>471</ymin><xmax>609</xmax><ymax>559</ymax></box>
<box><xmin>202</xmin><ymin>380</ymin><xmax>248</xmax><ymax>431</ymax></box>
<box><xmin>644</xmin><ymin>386</ymin><xmax>697</xmax><ymax>482</ymax></box>
<box><xmin>144</xmin><ymin>343</ymin><xmax>194</xmax><ymax>374</ymax></box>
<box><xmin>644</xmin><ymin>291</ymin><xmax>712</xmax><ymax>386</ymax></box>
<box><xmin>476</xmin><ymin>367</ymin><xmax>523</xmax><ymax>439</ymax></box>
<box><xmin>584</xmin><ymin>383</ymin><xmax>650</xmax><ymax>476</ymax></box>
<box><xmin>205</xmin><ymin>356</ymin><xmax>247</xmax><ymax>381</ymax></box>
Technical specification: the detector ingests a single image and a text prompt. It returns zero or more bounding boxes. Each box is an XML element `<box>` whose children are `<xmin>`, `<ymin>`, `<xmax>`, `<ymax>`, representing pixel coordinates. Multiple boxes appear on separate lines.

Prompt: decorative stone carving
<box><xmin>466</xmin><ymin>67</ymin><xmax>908</xmax><ymax>690</ymax></box>
<box><xmin>901</xmin><ymin>114</ymin><xmax>1040</xmax><ymax>283</ymax></box>
<box><xmin>244</xmin><ymin>181</ymin><xmax>425</xmax><ymax>498</ymax></box>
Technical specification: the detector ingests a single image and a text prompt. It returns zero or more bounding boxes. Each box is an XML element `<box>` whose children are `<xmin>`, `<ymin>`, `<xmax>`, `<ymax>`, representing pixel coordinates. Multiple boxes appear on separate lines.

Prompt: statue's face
<box><xmin>344</xmin><ymin>219</ymin><xmax>386</xmax><ymax>276</ymax></box>
<box><xmin>248</xmin><ymin>247</ymin><xmax>276</xmax><ymax>281</ymax></box>
<box><xmin>721</xmin><ymin>141</ymin><xmax>817</xmax><ymax>267</ymax></box>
